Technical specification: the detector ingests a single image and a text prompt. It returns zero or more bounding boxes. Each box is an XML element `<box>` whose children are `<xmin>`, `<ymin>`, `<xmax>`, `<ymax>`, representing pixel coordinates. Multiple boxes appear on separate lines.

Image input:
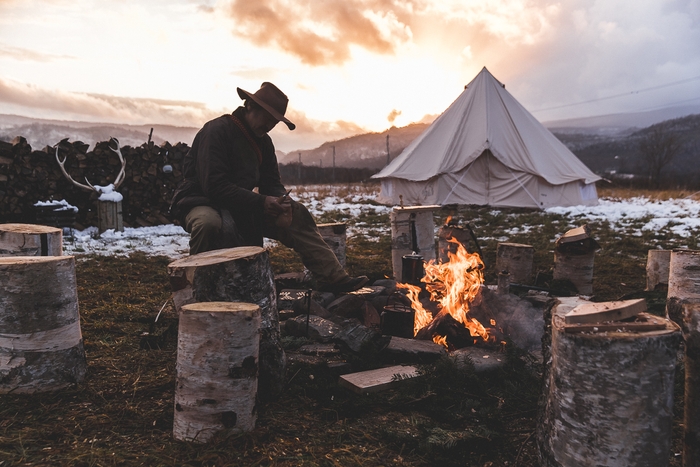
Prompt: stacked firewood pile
<box><xmin>0</xmin><ymin>137</ymin><xmax>188</xmax><ymax>228</ymax></box>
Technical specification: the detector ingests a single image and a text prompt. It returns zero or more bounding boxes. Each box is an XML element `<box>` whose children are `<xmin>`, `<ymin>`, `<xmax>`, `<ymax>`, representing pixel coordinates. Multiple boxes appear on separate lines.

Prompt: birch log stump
<box><xmin>496</xmin><ymin>242</ymin><xmax>534</xmax><ymax>284</ymax></box>
<box><xmin>667</xmin><ymin>250</ymin><xmax>700</xmax><ymax>327</ymax></box>
<box><xmin>390</xmin><ymin>205</ymin><xmax>439</xmax><ymax>282</ymax></box>
<box><xmin>168</xmin><ymin>247</ymin><xmax>285</xmax><ymax>401</ymax></box>
<box><xmin>0</xmin><ymin>223</ymin><xmax>62</xmax><ymax>257</ymax></box>
<box><xmin>437</xmin><ymin>225</ymin><xmax>473</xmax><ymax>262</ymax></box>
<box><xmin>173</xmin><ymin>302</ymin><xmax>261</xmax><ymax>443</ymax></box>
<box><xmin>553</xmin><ymin>251</ymin><xmax>595</xmax><ymax>295</ymax></box>
<box><xmin>317</xmin><ymin>222</ymin><xmax>346</xmax><ymax>267</ymax></box>
<box><xmin>684</xmin><ymin>302</ymin><xmax>700</xmax><ymax>467</ymax></box>
<box><xmin>0</xmin><ymin>256</ymin><xmax>86</xmax><ymax>393</ymax></box>
<box><xmin>538</xmin><ymin>297</ymin><xmax>681</xmax><ymax>467</ymax></box>
<box><xmin>97</xmin><ymin>200</ymin><xmax>123</xmax><ymax>233</ymax></box>
<box><xmin>646</xmin><ymin>249</ymin><xmax>671</xmax><ymax>291</ymax></box>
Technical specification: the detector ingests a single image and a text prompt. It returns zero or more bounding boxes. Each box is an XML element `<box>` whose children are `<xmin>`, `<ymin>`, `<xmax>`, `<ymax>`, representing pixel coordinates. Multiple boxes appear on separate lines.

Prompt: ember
<box><xmin>398</xmin><ymin>238</ymin><xmax>493</xmax><ymax>349</ymax></box>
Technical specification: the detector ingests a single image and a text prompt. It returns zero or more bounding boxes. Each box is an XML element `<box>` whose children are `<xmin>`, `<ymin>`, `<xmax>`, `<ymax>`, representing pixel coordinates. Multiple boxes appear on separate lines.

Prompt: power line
<box><xmin>530</xmin><ymin>74</ymin><xmax>700</xmax><ymax>113</ymax></box>
<box><xmin>631</xmin><ymin>95</ymin><xmax>700</xmax><ymax>113</ymax></box>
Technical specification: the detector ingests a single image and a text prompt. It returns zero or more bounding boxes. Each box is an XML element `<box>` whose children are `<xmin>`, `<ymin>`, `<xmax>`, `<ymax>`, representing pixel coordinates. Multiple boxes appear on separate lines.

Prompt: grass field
<box><xmin>0</xmin><ymin>186</ymin><xmax>694</xmax><ymax>466</ymax></box>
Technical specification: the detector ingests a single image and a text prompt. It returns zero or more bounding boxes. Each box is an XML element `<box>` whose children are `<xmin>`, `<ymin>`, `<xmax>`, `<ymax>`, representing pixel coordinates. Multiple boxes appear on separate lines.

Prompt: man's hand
<box><xmin>264</xmin><ymin>196</ymin><xmax>290</xmax><ymax>217</ymax></box>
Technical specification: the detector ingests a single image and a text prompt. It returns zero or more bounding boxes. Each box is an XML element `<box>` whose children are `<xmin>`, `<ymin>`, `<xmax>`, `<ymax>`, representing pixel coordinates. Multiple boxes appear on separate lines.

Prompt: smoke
<box><xmin>225</xmin><ymin>0</ymin><xmax>413</xmax><ymax>65</ymax></box>
<box><xmin>471</xmin><ymin>287</ymin><xmax>547</xmax><ymax>351</ymax></box>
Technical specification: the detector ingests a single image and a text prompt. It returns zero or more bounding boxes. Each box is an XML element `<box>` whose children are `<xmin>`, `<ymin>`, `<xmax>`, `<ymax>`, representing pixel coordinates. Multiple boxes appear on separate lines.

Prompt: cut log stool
<box><xmin>646</xmin><ymin>249</ymin><xmax>671</xmax><ymax>291</ymax></box>
<box><xmin>0</xmin><ymin>223</ymin><xmax>63</xmax><ymax>256</ymax></box>
<box><xmin>173</xmin><ymin>302</ymin><xmax>261</xmax><ymax>443</ymax></box>
<box><xmin>437</xmin><ymin>224</ymin><xmax>473</xmax><ymax>262</ymax></box>
<box><xmin>0</xmin><ymin>256</ymin><xmax>86</xmax><ymax>393</ymax></box>
<box><xmin>553</xmin><ymin>250</ymin><xmax>595</xmax><ymax>295</ymax></box>
<box><xmin>168</xmin><ymin>246</ymin><xmax>285</xmax><ymax>401</ymax></box>
<box><xmin>496</xmin><ymin>242</ymin><xmax>533</xmax><ymax>284</ymax></box>
<box><xmin>667</xmin><ymin>249</ymin><xmax>700</xmax><ymax>326</ymax></box>
<box><xmin>684</xmin><ymin>302</ymin><xmax>700</xmax><ymax>467</ymax></box>
<box><xmin>317</xmin><ymin>222</ymin><xmax>346</xmax><ymax>267</ymax></box>
<box><xmin>390</xmin><ymin>205</ymin><xmax>439</xmax><ymax>282</ymax></box>
<box><xmin>97</xmin><ymin>200</ymin><xmax>124</xmax><ymax>233</ymax></box>
<box><xmin>538</xmin><ymin>297</ymin><xmax>681</xmax><ymax>467</ymax></box>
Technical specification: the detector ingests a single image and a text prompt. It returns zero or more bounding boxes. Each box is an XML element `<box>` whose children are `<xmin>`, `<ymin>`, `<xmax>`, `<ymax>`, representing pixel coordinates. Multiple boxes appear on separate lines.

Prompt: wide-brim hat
<box><xmin>237</xmin><ymin>82</ymin><xmax>295</xmax><ymax>131</ymax></box>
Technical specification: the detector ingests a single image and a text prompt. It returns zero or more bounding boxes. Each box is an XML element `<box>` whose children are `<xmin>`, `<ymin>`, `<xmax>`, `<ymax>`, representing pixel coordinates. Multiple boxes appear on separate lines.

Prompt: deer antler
<box><xmin>55</xmin><ymin>138</ymin><xmax>128</xmax><ymax>192</ymax></box>
<box><xmin>108</xmin><ymin>137</ymin><xmax>126</xmax><ymax>189</ymax></box>
<box><xmin>55</xmin><ymin>144</ymin><xmax>96</xmax><ymax>192</ymax></box>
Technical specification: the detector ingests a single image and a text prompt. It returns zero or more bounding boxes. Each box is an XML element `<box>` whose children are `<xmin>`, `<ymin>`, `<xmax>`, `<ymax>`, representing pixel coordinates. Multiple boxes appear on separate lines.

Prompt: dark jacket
<box><xmin>171</xmin><ymin>107</ymin><xmax>287</xmax><ymax>222</ymax></box>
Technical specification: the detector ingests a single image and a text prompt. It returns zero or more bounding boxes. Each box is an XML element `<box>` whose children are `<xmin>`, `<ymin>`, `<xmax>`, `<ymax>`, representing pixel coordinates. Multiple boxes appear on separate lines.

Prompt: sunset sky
<box><xmin>1</xmin><ymin>0</ymin><xmax>699</xmax><ymax>153</ymax></box>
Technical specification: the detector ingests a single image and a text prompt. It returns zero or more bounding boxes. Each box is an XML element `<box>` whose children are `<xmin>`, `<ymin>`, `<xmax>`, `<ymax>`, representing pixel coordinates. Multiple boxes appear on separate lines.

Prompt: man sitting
<box><xmin>170</xmin><ymin>82</ymin><xmax>368</xmax><ymax>294</ymax></box>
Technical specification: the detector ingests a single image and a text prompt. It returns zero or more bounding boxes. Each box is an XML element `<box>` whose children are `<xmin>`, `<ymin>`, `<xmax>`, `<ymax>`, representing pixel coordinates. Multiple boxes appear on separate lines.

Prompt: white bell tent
<box><xmin>372</xmin><ymin>67</ymin><xmax>600</xmax><ymax>209</ymax></box>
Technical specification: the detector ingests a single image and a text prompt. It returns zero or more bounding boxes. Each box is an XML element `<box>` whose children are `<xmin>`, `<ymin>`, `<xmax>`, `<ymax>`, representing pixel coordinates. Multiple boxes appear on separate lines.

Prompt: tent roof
<box><xmin>373</xmin><ymin>67</ymin><xmax>600</xmax><ymax>185</ymax></box>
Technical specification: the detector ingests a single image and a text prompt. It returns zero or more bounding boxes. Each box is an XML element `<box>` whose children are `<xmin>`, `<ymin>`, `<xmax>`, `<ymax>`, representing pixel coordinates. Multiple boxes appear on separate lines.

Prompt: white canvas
<box><xmin>373</xmin><ymin>68</ymin><xmax>601</xmax><ymax>209</ymax></box>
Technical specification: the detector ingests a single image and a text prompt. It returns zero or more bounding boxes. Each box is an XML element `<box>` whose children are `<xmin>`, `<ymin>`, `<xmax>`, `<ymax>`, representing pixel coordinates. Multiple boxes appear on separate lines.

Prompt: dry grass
<box><xmin>598</xmin><ymin>185</ymin><xmax>700</xmax><ymax>201</ymax></box>
<box><xmin>0</xmin><ymin>186</ymin><xmax>693</xmax><ymax>466</ymax></box>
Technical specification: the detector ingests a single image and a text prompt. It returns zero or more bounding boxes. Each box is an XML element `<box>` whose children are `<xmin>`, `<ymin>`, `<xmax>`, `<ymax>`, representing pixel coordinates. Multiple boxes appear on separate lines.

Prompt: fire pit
<box><xmin>395</xmin><ymin>238</ymin><xmax>546</xmax><ymax>355</ymax></box>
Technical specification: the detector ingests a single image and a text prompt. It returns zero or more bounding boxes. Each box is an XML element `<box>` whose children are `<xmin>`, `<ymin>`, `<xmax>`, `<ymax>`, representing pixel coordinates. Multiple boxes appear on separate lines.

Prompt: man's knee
<box><xmin>185</xmin><ymin>206</ymin><xmax>222</xmax><ymax>254</ymax></box>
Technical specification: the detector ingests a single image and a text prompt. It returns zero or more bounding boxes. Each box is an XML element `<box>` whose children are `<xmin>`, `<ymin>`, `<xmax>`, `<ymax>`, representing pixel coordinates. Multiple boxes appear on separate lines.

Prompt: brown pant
<box><xmin>184</xmin><ymin>202</ymin><xmax>348</xmax><ymax>285</ymax></box>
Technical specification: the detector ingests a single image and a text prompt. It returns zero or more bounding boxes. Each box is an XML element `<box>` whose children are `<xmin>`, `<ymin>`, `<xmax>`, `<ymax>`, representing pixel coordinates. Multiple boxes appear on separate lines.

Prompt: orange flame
<box><xmin>397</xmin><ymin>238</ymin><xmax>489</xmax><ymax>346</ymax></box>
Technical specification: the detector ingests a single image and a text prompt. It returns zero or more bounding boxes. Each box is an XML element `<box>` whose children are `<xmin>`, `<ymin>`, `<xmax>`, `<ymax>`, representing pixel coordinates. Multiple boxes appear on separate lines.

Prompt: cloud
<box><xmin>0</xmin><ymin>43</ymin><xmax>75</xmax><ymax>62</ymax></box>
<box><xmin>0</xmin><ymin>77</ymin><xmax>218</xmax><ymax>127</ymax></box>
<box><xmin>225</xmin><ymin>0</ymin><xmax>412</xmax><ymax>65</ymax></box>
<box><xmin>0</xmin><ymin>77</ymin><xmax>365</xmax><ymax>153</ymax></box>
<box><xmin>387</xmin><ymin>109</ymin><xmax>401</xmax><ymax>123</ymax></box>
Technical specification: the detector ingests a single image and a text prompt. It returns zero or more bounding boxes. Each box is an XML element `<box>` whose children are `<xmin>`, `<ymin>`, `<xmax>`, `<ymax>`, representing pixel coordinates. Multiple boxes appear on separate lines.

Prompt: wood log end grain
<box><xmin>0</xmin><ymin>223</ymin><xmax>62</xmax><ymax>234</ymax></box>
<box><xmin>168</xmin><ymin>246</ymin><xmax>264</xmax><ymax>269</ymax></box>
<box><xmin>564</xmin><ymin>298</ymin><xmax>647</xmax><ymax>324</ymax></box>
<box><xmin>0</xmin><ymin>255</ymin><xmax>74</xmax><ymax>266</ymax></box>
<box><xmin>181</xmin><ymin>301</ymin><xmax>260</xmax><ymax>318</ymax></box>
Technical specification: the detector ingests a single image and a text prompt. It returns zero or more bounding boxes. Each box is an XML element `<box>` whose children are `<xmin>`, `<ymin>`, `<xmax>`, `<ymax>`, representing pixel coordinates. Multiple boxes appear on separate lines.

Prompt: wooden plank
<box><xmin>338</xmin><ymin>365</ymin><xmax>419</xmax><ymax>394</ymax></box>
<box><xmin>563</xmin><ymin>312</ymin><xmax>667</xmax><ymax>333</ymax></box>
<box><xmin>564</xmin><ymin>298</ymin><xmax>646</xmax><ymax>324</ymax></box>
<box><xmin>557</xmin><ymin>225</ymin><xmax>590</xmax><ymax>244</ymax></box>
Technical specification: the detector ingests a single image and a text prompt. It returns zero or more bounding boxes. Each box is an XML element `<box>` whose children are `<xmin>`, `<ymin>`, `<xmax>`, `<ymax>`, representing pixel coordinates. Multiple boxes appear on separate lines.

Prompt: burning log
<box><xmin>173</xmin><ymin>302</ymin><xmax>260</xmax><ymax>442</ymax></box>
<box><xmin>167</xmin><ymin>246</ymin><xmax>285</xmax><ymax>401</ymax></box>
<box><xmin>414</xmin><ymin>311</ymin><xmax>478</xmax><ymax>349</ymax></box>
<box><xmin>0</xmin><ymin>256</ymin><xmax>86</xmax><ymax>393</ymax></box>
<box><xmin>0</xmin><ymin>223</ymin><xmax>63</xmax><ymax>256</ymax></box>
<box><xmin>538</xmin><ymin>297</ymin><xmax>681</xmax><ymax>467</ymax></box>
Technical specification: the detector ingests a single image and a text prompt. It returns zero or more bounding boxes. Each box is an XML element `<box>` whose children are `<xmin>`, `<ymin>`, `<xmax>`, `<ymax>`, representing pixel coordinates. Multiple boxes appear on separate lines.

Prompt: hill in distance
<box><xmin>2</xmin><ymin>103</ymin><xmax>699</xmax><ymax>172</ymax></box>
<box><xmin>0</xmin><ymin>114</ymin><xmax>199</xmax><ymax>151</ymax></box>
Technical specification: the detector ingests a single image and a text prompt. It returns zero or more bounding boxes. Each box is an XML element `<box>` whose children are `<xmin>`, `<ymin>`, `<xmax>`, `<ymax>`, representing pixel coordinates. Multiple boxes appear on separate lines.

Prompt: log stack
<box><xmin>0</xmin><ymin>137</ymin><xmax>189</xmax><ymax>228</ymax></box>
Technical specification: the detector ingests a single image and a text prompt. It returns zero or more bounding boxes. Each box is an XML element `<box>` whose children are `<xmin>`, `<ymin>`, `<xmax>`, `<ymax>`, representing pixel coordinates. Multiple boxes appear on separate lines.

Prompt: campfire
<box><xmin>397</xmin><ymin>238</ymin><xmax>499</xmax><ymax>350</ymax></box>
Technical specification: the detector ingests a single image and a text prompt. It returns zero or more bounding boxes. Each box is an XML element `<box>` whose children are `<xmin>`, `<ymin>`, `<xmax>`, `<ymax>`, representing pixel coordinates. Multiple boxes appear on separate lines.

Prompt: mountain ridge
<box><xmin>2</xmin><ymin>103</ymin><xmax>699</xmax><ymax>171</ymax></box>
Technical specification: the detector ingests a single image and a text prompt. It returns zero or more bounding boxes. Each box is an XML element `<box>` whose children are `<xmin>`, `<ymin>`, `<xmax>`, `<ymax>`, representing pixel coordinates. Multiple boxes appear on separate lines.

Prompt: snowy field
<box><xmin>61</xmin><ymin>185</ymin><xmax>700</xmax><ymax>259</ymax></box>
